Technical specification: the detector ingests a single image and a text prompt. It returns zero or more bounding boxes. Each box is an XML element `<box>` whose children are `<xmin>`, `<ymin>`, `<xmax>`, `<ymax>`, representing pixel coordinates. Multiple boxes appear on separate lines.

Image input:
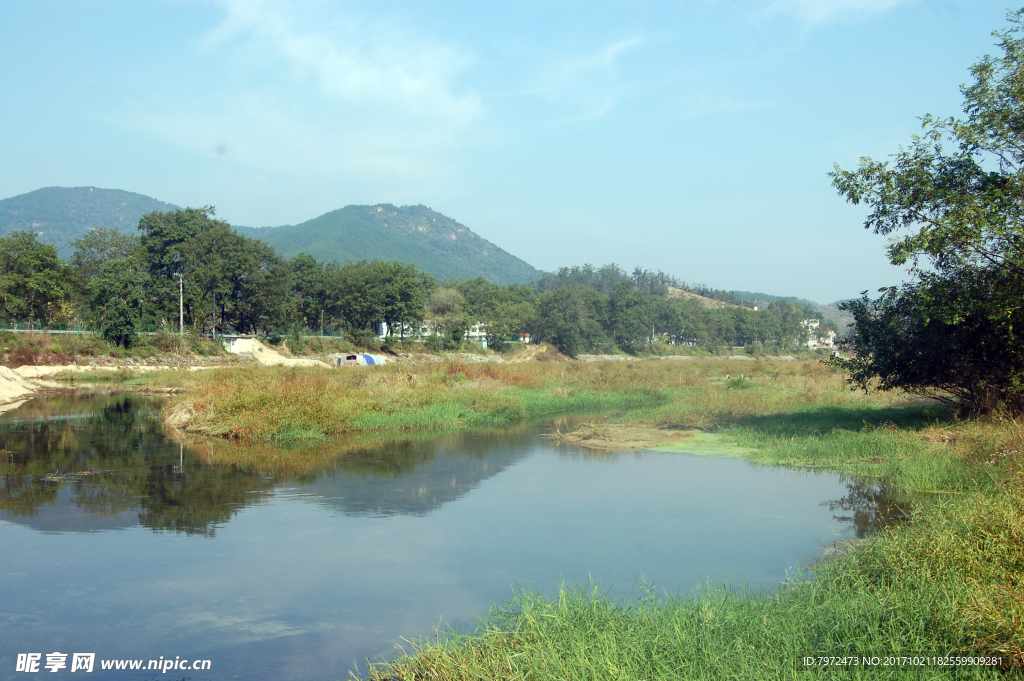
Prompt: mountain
<box><xmin>0</xmin><ymin>188</ymin><xmax>542</xmax><ymax>285</ymax></box>
<box><xmin>0</xmin><ymin>187</ymin><xmax>178</xmax><ymax>257</ymax></box>
<box><xmin>246</xmin><ymin>204</ymin><xmax>542</xmax><ymax>285</ymax></box>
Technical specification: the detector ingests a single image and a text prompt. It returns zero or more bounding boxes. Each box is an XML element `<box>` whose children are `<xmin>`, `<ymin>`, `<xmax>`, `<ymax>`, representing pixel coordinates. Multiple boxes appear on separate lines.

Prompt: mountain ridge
<box><xmin>0</xmin><ymin>188</ymin><xmax>541</xmax><ymax>284</ymax></box>
<box><xmin>0</xmin><ymin>186</ymin><xmax>179</xmax><ymax>257</ymax></box>
<box><xmin>253</xmin><ymin>203</ymin><xmax>542</xmax><ymax>285</ymax></box>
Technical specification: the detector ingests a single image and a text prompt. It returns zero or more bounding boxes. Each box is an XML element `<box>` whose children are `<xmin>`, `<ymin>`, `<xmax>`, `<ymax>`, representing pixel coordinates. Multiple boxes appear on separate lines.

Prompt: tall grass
<box><xmin>161</xmin><ymin>360</ymin><xmax>677</xmax><ymax>441</ymax></box>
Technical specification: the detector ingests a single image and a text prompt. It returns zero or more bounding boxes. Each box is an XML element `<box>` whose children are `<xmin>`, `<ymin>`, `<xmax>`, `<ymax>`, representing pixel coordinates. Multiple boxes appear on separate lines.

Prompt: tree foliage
<box><xmin>0</xmin><ymin>231</ymin><xmax>75</xmax><ymax>323</ymax></box>
<box><xmin>829</xmin><ymin>10</ymin><xmax>1024</xmax><ymax>414</ymax></box>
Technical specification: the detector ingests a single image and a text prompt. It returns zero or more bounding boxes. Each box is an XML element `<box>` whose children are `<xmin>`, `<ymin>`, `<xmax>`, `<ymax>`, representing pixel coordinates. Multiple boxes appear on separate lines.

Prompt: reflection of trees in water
<box><xmin>824</xmin><ymin>478</ymin><xmax>913</xmax><ymax>538</ymax></box>
<box><xmin>0</xmin><ymin>395</ymin><xmax>543</xmax><ymax>533</ymax></box>
<box><xmin>0</xmin><ymin>394</ymin><xmax>272</xmax><ymax>536</ymax></box>
<box><xmin>199</xmin><ymin>425</ymin><xmax>539</xmax><ymax>517</ymax></box>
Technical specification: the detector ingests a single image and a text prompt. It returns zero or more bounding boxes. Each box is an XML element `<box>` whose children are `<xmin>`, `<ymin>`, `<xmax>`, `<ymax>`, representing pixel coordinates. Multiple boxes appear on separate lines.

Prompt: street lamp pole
<box><xmin>175</xmin><ymin>273</ymin><xmax>184</xmax><ymax>335</ymax></box>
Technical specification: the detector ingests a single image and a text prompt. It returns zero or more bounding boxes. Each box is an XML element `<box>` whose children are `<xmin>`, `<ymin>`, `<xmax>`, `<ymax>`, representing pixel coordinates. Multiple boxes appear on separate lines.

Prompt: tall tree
<box><xmin>535</xmin><ymin>286</ymin><xmax>606</xmax><ymax>357</ymax></box>
<box><xmin>829</xmin><ymin>10</ymin><xmax>1024</xmax><ymax>413</ymax></box>
<box><xmin>609</xmin><ymin>281</ymin><xmax>651</xmax><ymax>355</ymax></box>
<box><xmin>89</xmin><ymin>258</ymin><xmax>145</xmax><ymax>348</ymax></box>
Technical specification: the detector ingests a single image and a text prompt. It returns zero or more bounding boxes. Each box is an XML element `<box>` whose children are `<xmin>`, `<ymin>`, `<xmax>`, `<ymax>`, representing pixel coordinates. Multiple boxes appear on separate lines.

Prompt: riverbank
<box><xmin>138</xmin><ymin>355</ymin><xmax>847</xmax><ymax>442</ymax></box>
<box><xmin>155</xmin><ymin>360</ymin><xmax>673</xmax><ymax>441</ymax></box>
<box><xmin>352</xmin><ymin>361</ymin><xmax>1022</xmax><ymax>679</ymax></box>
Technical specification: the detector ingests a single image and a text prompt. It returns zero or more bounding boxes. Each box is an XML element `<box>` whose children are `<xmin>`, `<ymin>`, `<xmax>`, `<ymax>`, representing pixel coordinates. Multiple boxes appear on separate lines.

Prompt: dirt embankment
<box><xmin>0</xmin><ymin>366</ymin><xmax>43</xmax><ymax>413</ymax></box>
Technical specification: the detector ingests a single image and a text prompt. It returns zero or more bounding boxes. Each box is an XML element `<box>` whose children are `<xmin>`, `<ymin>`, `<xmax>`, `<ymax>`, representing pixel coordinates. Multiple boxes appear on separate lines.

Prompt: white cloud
<box><xmin>763</xmin><ymin>0</ymin><xmax>918</xmax><ymax>27</ymax></box>
<box><xmin>124</xmin><ymin>0</ymin><xmax>481</xmax><ymax>177</ymax></box>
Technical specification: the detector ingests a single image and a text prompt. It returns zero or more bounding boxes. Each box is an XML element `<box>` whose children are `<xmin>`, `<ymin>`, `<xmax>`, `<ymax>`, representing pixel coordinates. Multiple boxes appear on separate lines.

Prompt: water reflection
<box><xmin>824</xmin><ymin>478</ymin><xmax>914</xmax><ymax>538</ymax></box>
<box><xmin>0</xmin><ymin>394</ymin><xmax>911</xmax><ymax>541</ymax></box>
<box><xmin>0</xmin><ymin>395</ymin><xmax>542</xmax><ymax>534</ymax></box>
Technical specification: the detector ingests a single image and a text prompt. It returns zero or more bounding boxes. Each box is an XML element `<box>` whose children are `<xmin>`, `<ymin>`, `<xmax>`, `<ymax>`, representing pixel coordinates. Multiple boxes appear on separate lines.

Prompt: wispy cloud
<box><xmin>124</xmin><ymin>0</ymin><xmax>481</xmax><ymax>177</ymax></box>
<box><xmin>763</xmin><ymin>0</ymin><xmax>918</xmax><ymax>27</ymax></box>
<box><xmin>529</xmin><ymin>37</ymin><xmax>644</xmax><ymax>121</ymax></box>
<box><xmin>678</xmin><ymin>95</ymin><xmax>769</xmax><ymax>121</ymax></box>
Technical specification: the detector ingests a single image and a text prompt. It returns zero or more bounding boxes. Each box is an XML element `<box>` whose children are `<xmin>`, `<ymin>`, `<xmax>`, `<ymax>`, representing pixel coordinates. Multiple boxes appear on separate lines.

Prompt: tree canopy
<box><xmin>829</xmin><ymin>10</ymin><xmax>1024</xmax><ymax>414</ymax></box>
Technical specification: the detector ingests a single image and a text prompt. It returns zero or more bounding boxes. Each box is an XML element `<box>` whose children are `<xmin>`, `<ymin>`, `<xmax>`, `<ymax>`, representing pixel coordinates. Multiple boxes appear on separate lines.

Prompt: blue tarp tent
<box><xmin>337</xmin><ymin>354</ymin><xmax>388</xmax><ymax>366</ymax></box>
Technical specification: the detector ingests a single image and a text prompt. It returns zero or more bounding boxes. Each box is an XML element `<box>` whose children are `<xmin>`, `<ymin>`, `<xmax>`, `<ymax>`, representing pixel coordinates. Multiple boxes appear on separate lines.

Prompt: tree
<box><xmin>70</xmin><ymin>227</ymin><xmax>140</xmax><ymax>284</ymax></box>
<box><xmin>374</xmin><ymin>261</ymin><xmax>432</xmax><ymax>339</ymax></box>
<box><xmin>427</xmin><ymin>287</ymin><xmax>468</xmax><ymax>349</ymax></box>
<box><xmin>609</xmin><ymin>281</ymin><xmax>651</xmax><ymax>354</ymax></box>
<box><xmin>535</xmin><ymin>286</ymin><xmax>606</xmax><ymax>357</ymax></box>
<box><xmin>289</xmin><ymin>254</ymin><xmax>334</xmax><ymax>330</ymax></box>
<box><xmin>138</xmin><ymin>207</ymin><xmax>291</xmax><ymax>334</ymax></box>
<box><xmin>89</xmin><ymin>258</ymin><xmax>144</xmax><ymax>348</ymax></box>
<box><xmin>0</xmin><ymin>231</ymin><xmax>76</xmax><ymax>323</ymax></box>
<box><xmin>829</xmin><ymin>10</ymin><xmax>1024</xmax><ymax>413</ymax></box>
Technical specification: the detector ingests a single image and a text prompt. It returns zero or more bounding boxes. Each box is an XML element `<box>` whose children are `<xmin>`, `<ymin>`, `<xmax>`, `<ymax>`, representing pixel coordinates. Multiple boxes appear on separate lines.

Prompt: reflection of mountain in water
<box><xmin>293</xmin><ymin>429</ymin><xmax>536</xmax><ymax>516</ymax></box>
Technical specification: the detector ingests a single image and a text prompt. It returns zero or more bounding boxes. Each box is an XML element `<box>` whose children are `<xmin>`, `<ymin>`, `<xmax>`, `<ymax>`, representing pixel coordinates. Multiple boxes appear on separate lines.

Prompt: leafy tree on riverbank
<box><xmin>831</xmin><ymin>9</ymin><xmax>1024</xmax><ymax>414</ymax></box>
<box><xmin>0</xmin><ymin>231</ymin><xmax>75</xmax><ymax>323</ymax></box>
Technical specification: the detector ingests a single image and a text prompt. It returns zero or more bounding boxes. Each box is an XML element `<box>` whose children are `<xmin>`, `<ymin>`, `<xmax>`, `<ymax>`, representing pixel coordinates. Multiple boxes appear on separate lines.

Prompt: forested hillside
<box><xmin>0</xmin><ymin>208</ymin><xmax>836</xmax><ymax>356</ymax></box>
<box><xmin>0</xmin><ymin>187</ymin><xmax>178</xmax><ymax>257</ymax></box>
<box><xmin>255</xmin><ymin>204</ymin><xmax>542</xmax><ymax>285</ymax></box>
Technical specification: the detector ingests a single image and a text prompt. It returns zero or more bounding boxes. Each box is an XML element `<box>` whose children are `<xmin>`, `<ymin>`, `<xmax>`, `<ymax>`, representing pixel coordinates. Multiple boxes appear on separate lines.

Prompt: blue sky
<box><xmin>0</xmin><ymin>0</ymin><xmax>1011</xmax><ymax>302</ymax></box>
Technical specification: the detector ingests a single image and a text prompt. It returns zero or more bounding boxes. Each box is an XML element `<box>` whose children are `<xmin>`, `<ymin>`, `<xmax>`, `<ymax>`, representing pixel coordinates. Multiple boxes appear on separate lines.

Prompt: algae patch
<box><xmin>651</xmin><ymin>431</ymin><xmax>757</xmax><ymax>458</ymax></box>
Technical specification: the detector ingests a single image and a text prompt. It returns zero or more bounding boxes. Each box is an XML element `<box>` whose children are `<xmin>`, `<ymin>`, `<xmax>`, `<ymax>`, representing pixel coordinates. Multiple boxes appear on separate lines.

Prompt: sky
<box><xmin>0</xmin><ymin>0</ymin><xmax>1012</xmax><ymax>302</ymax></box>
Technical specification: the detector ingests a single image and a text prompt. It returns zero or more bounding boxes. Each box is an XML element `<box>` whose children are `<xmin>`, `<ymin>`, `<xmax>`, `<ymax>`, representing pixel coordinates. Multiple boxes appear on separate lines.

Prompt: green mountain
<box><xmin>247</xmin><ymin>204</ymin><xmax>542</xmax><ymax>285</ymax></box>
<box><xmin>0</xmin><ymin>186</ymin><xmax>178</xmax><ymax>257</ymax></box>
<box><xmin>0</xmin><ymin>188</ymin><xmax>542</xmax><ymax>284</ymax></box>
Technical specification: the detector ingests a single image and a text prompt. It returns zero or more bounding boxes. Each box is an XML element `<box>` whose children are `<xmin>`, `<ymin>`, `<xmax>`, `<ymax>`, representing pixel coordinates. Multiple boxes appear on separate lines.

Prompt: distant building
<box><xmin>802</xmin><ymin>319</ymin><xmax>836</xmax><ymax>349</ymax></box>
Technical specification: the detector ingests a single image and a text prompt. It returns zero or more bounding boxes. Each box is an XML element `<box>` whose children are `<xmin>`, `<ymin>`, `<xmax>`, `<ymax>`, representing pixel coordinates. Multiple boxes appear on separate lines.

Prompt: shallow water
<box><xmin>0</xmin><ymin>393</ymin><xmax>904</xmax><ymax>680</ymax></box>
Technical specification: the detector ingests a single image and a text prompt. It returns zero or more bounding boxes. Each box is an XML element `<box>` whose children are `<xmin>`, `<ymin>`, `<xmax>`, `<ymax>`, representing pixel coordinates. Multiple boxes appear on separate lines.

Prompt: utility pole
<box><xmin>175</xmin><ymin>273</ymin><xmax>184</xmax><ymax>335</ymax></box>
<box><xmin>320</xmin><ymin>309</ymin><xmax>324</xmax><ymax>337</ymax></box>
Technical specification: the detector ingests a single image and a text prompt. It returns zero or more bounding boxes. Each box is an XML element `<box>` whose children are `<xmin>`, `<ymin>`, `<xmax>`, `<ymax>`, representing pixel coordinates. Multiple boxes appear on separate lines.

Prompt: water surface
<box><xmin>0</xmin><ymin>394</ymin><xmax>902</xmax><ymax>680</ymax></box>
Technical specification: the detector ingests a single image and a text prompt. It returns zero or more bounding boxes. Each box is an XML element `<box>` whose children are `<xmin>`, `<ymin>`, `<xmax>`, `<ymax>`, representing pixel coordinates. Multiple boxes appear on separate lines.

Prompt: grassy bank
<box><xmin>348</xmin><ymin>360</ymin><xmax>1023</xmax><ymax>679</ymax></box>
<box><xmin>157</xmin><ymin>359</ymin><xmax>671</xmax><ymax>441</ymax></box>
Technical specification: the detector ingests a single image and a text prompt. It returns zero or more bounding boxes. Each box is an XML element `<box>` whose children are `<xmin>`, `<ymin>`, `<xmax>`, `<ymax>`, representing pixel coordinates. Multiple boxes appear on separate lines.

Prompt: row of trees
<box><xmin>0</xmin><ymin>208</ymin><xmax>829</xmax><ymax>354</ymax></box>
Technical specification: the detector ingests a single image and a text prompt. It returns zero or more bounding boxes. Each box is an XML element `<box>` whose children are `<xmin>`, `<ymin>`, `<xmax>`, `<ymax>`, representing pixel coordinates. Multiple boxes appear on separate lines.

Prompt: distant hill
<box><xmin>0</xmin><ymin>189</ymin><xmax>542</xmax><ymax>285</ymax></box>
<box><xmin>0</xmin><ymin>187</ymin><xmax>178</xmax><ymax>257</ymax></box>
<box><xmin>729</xmin><ymin>289</ymin><xmax>855</xmax><ymax>331</ymax></box>
<box><xmin>248</xmin><ymin>204</ymin><xmax>542</xmax><ymax>285</ymax></box>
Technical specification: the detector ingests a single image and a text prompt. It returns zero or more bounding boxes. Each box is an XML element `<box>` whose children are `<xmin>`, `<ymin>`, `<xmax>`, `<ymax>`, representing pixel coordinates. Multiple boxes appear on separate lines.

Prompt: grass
<box><xmin>157</xmin><ymin>358</ymin><xmax>674</xmax><ymax>441</ymax></box>
<box><xmin>0</xmin><ymin>329</ymin><xmax>226</xmax><ymax>366</ymax></box>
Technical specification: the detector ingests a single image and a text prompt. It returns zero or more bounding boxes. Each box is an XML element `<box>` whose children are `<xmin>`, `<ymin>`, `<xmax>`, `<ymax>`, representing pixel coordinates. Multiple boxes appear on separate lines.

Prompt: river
<box><xmin>0</xmin><ymin>393</ymin><xmax>904</xmax><ymax>680</ymax></box>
